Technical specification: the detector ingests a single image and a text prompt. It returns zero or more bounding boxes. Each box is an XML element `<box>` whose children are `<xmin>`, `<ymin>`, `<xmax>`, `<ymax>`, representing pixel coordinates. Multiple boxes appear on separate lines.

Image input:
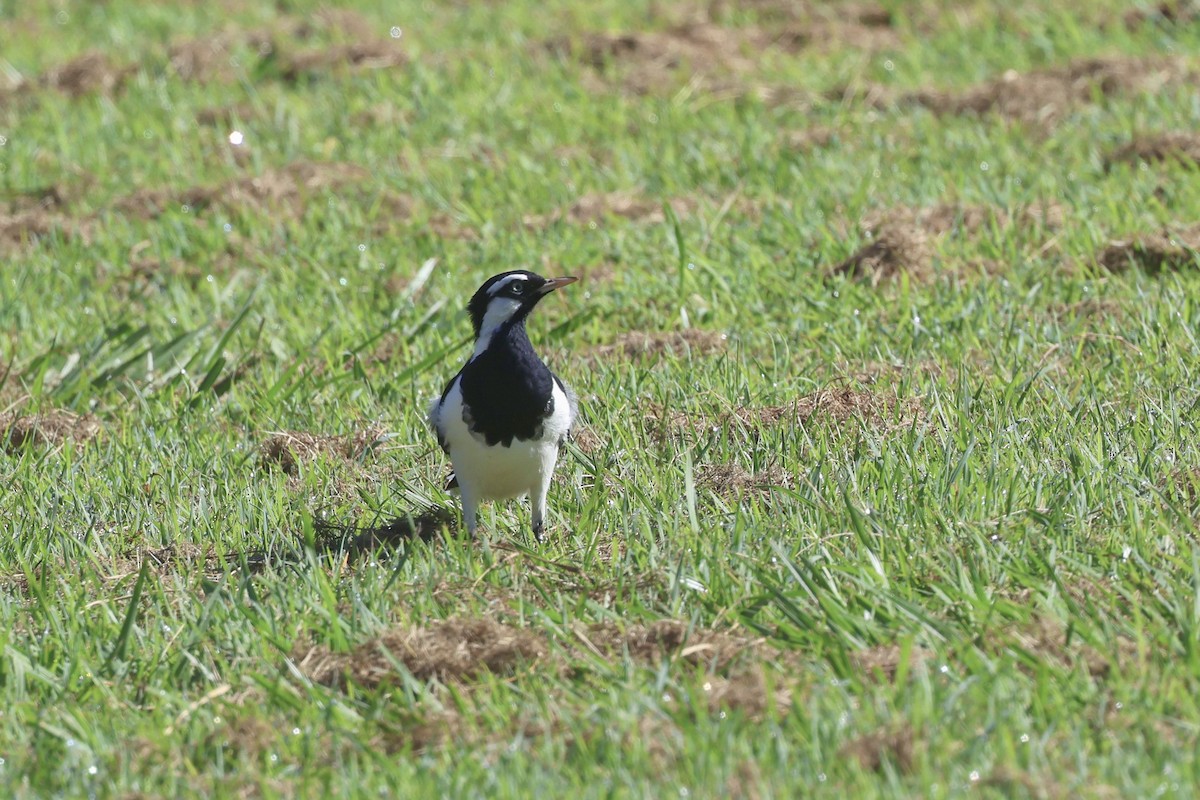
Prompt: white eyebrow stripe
<box><xmin>488</xmin><ymin>273</ymin><xmax>532</xmax><ymax>295</ymax></box>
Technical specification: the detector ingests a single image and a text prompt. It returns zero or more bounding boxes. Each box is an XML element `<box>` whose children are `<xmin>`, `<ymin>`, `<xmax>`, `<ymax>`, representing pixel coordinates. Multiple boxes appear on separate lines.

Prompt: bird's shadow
<box><xmin>201</xmin><ymin>506</ymin><xmax>460</xmax><ymax>578</ymax></box>
<box><xmin>311</xmin><ymin>505</ymin><xmax>460</xmax><ymax>559</ymax></box>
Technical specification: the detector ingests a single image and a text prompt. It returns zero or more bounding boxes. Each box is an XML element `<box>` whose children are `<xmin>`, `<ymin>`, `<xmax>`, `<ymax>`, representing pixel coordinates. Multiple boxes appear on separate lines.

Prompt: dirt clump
<box><xmin>906</xmin><ymin>56</ymin><xmax>1191</xmax><ymax>127</ymax></box>
<box><xmin>300</xmin><ymin>616</ymin><xmax>780</xmax><ymax>691</ymax></box>
<box><xmin>1007</xmin><ymin>616</ymin><xmax>1135</xmax><ymax>679</ymax></box>
<box><xmin>39</xmin><ymin>51</ymin><xmax>135</xmax><ymax>97</ymax></box>
<box><xmin>697</xmin><ymin>462</ymin><xmax>791</xmax><ymax>496</ymax></box>
<box><xmin>839</xmin><ymin>724</ymin><xmax>916</xmax><ymax>773</ymax></box>
<box><xmin>113</xmin><ymin>160</ymin><xmax>370</xmax><ymax>221</ymax></box>
<box><xmin>731</xmin><ymin>388</ymin><xmax>924</xmax><ymax>429</ymax></box>
<box><xmin>649</xmin><ymin>388</ymin><xmax>922</xmax><ymax>441</ymax></box>
<box><xmin>1097</xmin><ymin>225</ymin><xmax>1200</xmax><ymax>274</ymax></box>
<box><xmin>831</xmin><ymin>222</ymin><xmax>932</xmax><ymax>285</ymax></box>
<box><xmin>584</xmin><ymin>619</ymin><xmax>772</xmax><ymax>671</ymax></box>
<box><xmin>3</xmin><ymin>185</ymin><xmax>70</xmax><ymax>214</ymax></box>
<box><xmin>545</xmin><ymin>16</ymin><xmax>898</xmax><ymax>94</ymax></box>
<box><xmin>0</xmin><ymin>209</ymin><xmax>76</xmax><ymax>252</ymax></box>
<box><xmin>298</xmin><ymin>617</ymin><xmax>545</xmax><ymax>688</ymax></box>
<box><xmin>706</xmin><ymin>0</ymin><xmax>895</xmax><ymax>27</ymax></box>
<box><xmin>545</xmin><ymin>24</ymin><xmax>753</xmax><ymax>84</ymax></box>
<box><xmin>524</xmin><ymin>192</ymin><xmax>692</xmax><ymax>229</ymax></box>
<box><xmin>784</xmin><ymin>126</ymin><xmax>840</xmax><ymax>153</ymax></box>
<box><xmin>849</xmin><ymin>644</ymin><xmax>933</xmax><ymax>681</ymax></box>
<box><xmin>0</xmin><ymin>408</ymin><xmax>101</xmax><ymax>453</ymax></box>
<box><xmin>196</xmin><ymin>102</ymin><xmax>260</xmax><ymax>127</ymax></box>
<box><xmin>702</xmin><ymin>670</ymin><xmax>791</xmax><ymax>719</ymax></box>
<box><xmin>585</xmin><ymin>329</ymin><xmax>727</xmax><ymax>361</ymax></box>
<box><xmin>259</xmin><ymin>426</ymin><xmax>388</xmax><ymax>474</ymax></box>
<box><xmin>166</xmin><ymin>11</ymin><xmax>394</xmax><ymax>85</ymax></box>
<box><xmin>862</xmin><ymin>201</ymin><xmax>1063</xmax><ymax>240</ymax></box>
<box><xmin>275</xmin><ymin>41</ymin><xmax>406</xmax><ymax>83</ymax></box>
<box><xmin>1105</xmin><ymin>132</ymin><xmax>1200</xmax><ymax>169</ymax></box>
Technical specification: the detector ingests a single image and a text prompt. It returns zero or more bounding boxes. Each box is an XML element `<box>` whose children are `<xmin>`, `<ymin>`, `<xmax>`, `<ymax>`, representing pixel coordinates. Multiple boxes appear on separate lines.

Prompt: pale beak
<box><xmin>537</xmin><ymin>276</ymin><xmax>578</xmax><ymax>294</ymax></box>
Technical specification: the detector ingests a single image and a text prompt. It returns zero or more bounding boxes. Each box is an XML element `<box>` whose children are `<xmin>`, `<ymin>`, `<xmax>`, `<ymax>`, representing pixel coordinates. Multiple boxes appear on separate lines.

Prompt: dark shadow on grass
<box><xmin>312</xmin><ymin>506</ymin><xmax>459</xmax><ymax>561</ymax></box>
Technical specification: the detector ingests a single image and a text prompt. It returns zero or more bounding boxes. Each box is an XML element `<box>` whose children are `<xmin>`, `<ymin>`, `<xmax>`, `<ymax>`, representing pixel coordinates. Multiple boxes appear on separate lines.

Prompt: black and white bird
<box><xmin>428</xmin><ymin>271</ymin><xmax>577</xmax><ymax>537</ymax></box>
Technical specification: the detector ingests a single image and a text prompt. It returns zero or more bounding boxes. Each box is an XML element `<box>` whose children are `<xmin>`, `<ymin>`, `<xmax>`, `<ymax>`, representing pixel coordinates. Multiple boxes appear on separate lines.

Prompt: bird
<box><xmin>428</xmin><ymin>270</ymin><xmax>577</xmax><ymax>537</ymax></box>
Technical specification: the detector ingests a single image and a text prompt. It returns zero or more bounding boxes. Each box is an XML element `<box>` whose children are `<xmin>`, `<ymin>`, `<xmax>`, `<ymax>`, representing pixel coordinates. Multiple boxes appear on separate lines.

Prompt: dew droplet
<box><xmin>390</xmin><ymin>26</ymin><xmax>402</xmax><ymax>38</ymax></box>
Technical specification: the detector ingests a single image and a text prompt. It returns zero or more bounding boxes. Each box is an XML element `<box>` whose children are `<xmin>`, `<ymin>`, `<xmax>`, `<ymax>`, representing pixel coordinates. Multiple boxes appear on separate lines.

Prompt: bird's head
<box><xmin>467</xmin><ymin>270</ymin><xmax>577</xmax><ymax>342</ymax></box>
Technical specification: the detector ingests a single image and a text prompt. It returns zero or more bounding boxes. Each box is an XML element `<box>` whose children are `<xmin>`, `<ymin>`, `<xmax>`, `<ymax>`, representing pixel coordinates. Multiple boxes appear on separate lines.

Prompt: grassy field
<box><xmin>3</xmin><ymin>0</ymin><xmax>1200</xmax><ymax>796</ymax></box>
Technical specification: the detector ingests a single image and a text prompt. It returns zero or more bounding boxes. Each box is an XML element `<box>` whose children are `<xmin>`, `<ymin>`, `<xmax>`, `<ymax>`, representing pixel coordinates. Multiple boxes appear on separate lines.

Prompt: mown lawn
<box><xmin>2</xmin><ymin>0</ymin><xmax>1200</xmax><ymax>796</ymax></box>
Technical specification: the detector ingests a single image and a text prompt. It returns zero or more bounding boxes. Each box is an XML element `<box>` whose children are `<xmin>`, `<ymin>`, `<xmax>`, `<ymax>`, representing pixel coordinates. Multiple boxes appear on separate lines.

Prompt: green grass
<box><xmin>3</xmin><ymin>0</ymin><xmax>1200</xmax><ymax>796</ymax></box>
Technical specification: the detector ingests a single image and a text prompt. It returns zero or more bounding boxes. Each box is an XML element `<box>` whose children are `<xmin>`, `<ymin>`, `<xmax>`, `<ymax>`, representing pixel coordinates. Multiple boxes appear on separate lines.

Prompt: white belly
<box><xmin>432</xmin><ymin>379</ymin><xmax>573</xmax><ymax>500</ymax></box>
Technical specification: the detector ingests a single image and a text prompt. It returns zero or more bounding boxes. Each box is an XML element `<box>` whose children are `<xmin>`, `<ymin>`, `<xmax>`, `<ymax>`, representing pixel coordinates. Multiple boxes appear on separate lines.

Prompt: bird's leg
<box><xmin>530</xmin><ymin>473</ymin><xmax>553</xmax><ymax>541</ymax></box>
<box><xmin>459</xmin><ymin>488</ymin><xmax>480</xmax><ymax>536</ymax></box>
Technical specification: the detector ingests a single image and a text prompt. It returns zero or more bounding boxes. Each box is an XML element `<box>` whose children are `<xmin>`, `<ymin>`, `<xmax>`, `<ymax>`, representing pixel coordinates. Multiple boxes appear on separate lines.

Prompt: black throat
<box><xmin>457</xmin><ymin>319</ymin><xmax>555</xmax><ymax>447</ymax></box>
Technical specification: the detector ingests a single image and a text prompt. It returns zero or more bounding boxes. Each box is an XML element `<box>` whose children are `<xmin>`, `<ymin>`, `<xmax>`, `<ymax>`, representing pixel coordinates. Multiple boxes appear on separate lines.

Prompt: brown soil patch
<box><xmin>1006</xmin><ymin>617</ymin><xmax>1136</xmax><ymax>680</ymax></box>
<box><xmin>524</xmin><ymin>192</ymin><xmax>692</xmax><ymax>229</ymax></box>
<box><xmin>298</xmin><ymin>617</ymin><xmax>545</xmax><ymax>688</ymax></box>
<box><xmin>1097</xmin><ymin>225</ymin><xmax>1200</xmax><ymax>274</ymax></box>
<box><xmin>696</xmin><ymin>462</ymin><xmax>791</xmax><ymax>496</ymax></box>
<box><xmin>701</xmin><ymin>670</ymin><xmax>790</xmax><ymax>719</ymax></box>
<box><xmin>2</xmin><ymin>184</ymin><xmax>71</xmax><ymax>214</ymax></box>
<box><xmin>907</xmin><ymin>56</ymin><xmax>1191</xmax><ymax>127</ymax></box>
<box><xmin>113</xmin><ymin>160</ymin><xmax>370</xmax><ymax>221</ymax></box>
<box><xmin>784</xmin><ymin>126</ymin><xmax>840</xmax><ymax>153</ymax></box>
<box><xmin>705</xmin><ymin>0</ymin><xmax>895</xmax><ymax>27</ymax></box>
<box><xmin>1</xmin><ymin>182</ymin><xmax>84</xmax><ymax>252</ymax></box>
<box><xmin>839</xmin><ymin>724</ymin><xmax>916</xmax><ymax>774</ymax></box>
<box><xmin>831</xmin><ymin>222</ymin><xmax>933</xmax><ymax>285</ymax></box>
<box><xmin>195</xmin><ymin>102</ymin><xmax>260</xmax><ymax>127</ymax></box>
<box><xmin>569</xmin><ymin>425</ymin><xmax>602</xmax><ymax>454</ymax></box>
<box><xmin>849</xmin><ymin>644</ymin><xmax>933</xmax><ymax>681</ymax></box>
<box><xmin>584</xmin><ymin>619</ymin><xmax>771</xmax><ymax>670</ymax></box>
<box><xmin>1123</xmin><ymin>0</ymin><xmax>1200</xmax><ymax>28</ymax></box>
<box><xmin>259</xmin><ymin>426</ymin><xmax>388</xmax><ymax>474</ymax></box>
<box><xmin>275</xmin><ymin>41</ymin><xmax>406</xmax><ymax>83</ymax></box>
<box><xmin>41</xmin><ymin>51</ymin><xmax>135</xmax><ymax>97</ymax></box>
<box><xmin>0</xmin><ymin>408</ymin><xmax>101</xmax><ymax>453</ymax></box>
<box><xmin>862</xmin><ymin>201</ymin><xmax>1064</xmax><ymax>240</ymax></box>
<box><xmin>298</xmin><ymin>616</ymin><xmax>781</xmax><ymax>692</ymax></box>
<box><xmin>650</xmin><ymin>388</ymin><xmax>922</xmax><ymax>440</ymax></box>
<box><xmin>585</xmin><ymin>329</ymin><xmax>728</xmax><ymax>361</ymax></box>
<box><xmin>545</xmin><ymin>16</ymin><xmax>898</xmax><ymax>94</ymax></box>
<box><xmin>1105</xmin><ymin>132</ymin><xmax>1200</xmax><ymax>169</ymax></box>
<box><xmin>167</xmin><ymin>10</ymin><xmax>398</xmax><ymax>85</ymax></box>
<box><xmin>736</xmin><ymin>387</ymin><xmax>923</xmax><ymax>428</ymax></box>
<box><xmin>0</xmin><ymin>209</ymin><xmax>76</xmax><ymax>252</ymax></box>
<box><xmin>833</xmin><ymin>200</ymin><xmax>1063</xmax><ymax>284</ymax></box>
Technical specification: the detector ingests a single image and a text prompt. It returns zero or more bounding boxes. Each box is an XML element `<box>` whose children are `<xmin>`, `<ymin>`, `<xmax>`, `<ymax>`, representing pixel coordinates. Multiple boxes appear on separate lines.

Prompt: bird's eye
<box><xmin>510</xmin><ymin>282</ymin><xmax>525</xmax><ymax>294</ymax></box>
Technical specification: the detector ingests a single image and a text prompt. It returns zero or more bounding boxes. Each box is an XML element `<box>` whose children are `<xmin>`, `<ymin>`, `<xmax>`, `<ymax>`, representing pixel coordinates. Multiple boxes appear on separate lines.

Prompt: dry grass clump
<box><xmin>258</xmin><ymin>426</ymin><xmax>387</xmax><ymax>474</ymax></box>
